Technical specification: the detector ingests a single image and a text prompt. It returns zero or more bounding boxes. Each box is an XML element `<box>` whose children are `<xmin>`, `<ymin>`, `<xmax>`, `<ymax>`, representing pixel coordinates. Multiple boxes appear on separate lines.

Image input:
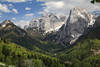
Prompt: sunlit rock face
<box><xmin>25</xmin><ymin>13</ymin><xmax>66</xmax><ymax>34</ymax></box>
<box><xmin>55</xmin><ymin>8</ymin><xmax>95</xmax><ymax>46</ymax></box>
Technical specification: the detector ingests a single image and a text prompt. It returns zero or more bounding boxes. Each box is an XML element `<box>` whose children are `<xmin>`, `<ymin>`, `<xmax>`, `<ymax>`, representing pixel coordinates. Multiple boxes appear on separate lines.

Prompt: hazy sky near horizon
<box><xmin>0</xmin><ymin>0</ymin><xmax>100</xmax><ymax>28</ymax></box>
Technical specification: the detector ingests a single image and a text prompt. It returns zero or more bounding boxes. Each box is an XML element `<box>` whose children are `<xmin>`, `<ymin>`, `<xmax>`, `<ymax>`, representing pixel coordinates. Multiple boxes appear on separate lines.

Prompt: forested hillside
<box><xmin>56</xmin><ymin>26</ymin><xmax>100</xmax><ymax>67</ymax></box>
<box><xmin>0</xmin><ymin>39</ymin><xmax>65</xmax><ymax>67</ymax></box>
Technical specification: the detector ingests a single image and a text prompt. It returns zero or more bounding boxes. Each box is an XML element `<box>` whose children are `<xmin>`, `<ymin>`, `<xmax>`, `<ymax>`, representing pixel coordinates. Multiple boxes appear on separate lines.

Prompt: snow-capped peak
<box><xmin>69</xmin><ymin>8</ymin><xmax>95</xmax><ymax>26</ymax></box>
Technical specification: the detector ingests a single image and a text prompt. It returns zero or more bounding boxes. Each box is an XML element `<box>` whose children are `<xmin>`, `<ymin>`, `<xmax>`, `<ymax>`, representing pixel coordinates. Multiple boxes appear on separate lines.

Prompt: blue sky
<box><xmin>0</xmin><ymin>0</ymin><xmax>45</xmax><ymax>22</ymax></box>
<box><xmin>0</xmin><ymin>0</ymin><xmax>100</xmax><ymax>28</ymax></box>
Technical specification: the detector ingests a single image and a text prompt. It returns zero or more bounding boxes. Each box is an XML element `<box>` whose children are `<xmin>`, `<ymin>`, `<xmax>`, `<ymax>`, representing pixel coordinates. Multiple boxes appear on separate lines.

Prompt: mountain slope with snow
<box><xmin>25</xmin><ymin>13</ymin><xmax>66</xmax><ymax>34</ymax></box>
<box><xmin>52</xmin><ymin>8</ymin><xmax>96</xmax><ymax>46</ymax></box>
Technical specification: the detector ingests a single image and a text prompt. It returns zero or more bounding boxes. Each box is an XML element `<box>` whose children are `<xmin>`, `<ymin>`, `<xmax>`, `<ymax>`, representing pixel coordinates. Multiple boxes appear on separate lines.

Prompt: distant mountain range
<box><xmin>0</xmin><ymin>7</ymin><xmax>100</xmax><ymax>67</ymax></box>
<box><xmin>0</xmin><ymin>19</ymin><xmax>64</xmax><ymax>52</ymax></box>
<box><xmin>0</xmin><ymin>8</ymin><xmax>99</xmax><ymax>48</ymax></box>
<box><xmin>44</xmin><ymin>8</ymin><xmax>96</xmax><ymax>46</ymax></box>
<box><xmin>25</xmin><ymin>13</ymin><xmax>66</xmax><ymax>34</ymax></box>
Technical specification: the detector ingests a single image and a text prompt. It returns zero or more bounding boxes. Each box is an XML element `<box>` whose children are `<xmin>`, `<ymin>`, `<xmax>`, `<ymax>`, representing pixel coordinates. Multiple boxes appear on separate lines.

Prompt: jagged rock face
<box><xmin>25</xmin><ymin>13</ymin><xmax>66</xmax><ymax>34</ymax></box>
<box><xmin>55</xmin><ymin>8</ymin><xmax>95</xmax><ymax>46</ymax></box>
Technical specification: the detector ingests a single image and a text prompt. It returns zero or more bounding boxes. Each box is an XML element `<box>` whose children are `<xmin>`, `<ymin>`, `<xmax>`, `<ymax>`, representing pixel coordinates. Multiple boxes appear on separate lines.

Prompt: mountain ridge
<box><xmin>25</xmin><ymin>13</ymin><xmax>66</xmax><ymax>34</ymax></box>
<box><xmin>0</xmin><ymin>19</ymin><xmax>64</xmax><ymax>53</ymax></box>
<box><xmin>0</xmin><ymin>20</ymin><xmax>40</xmax><ymax>50</ymax></box>
<box><xmin>45</xmin><ymin>8</ymin><xmax>96</xmax><ymax>47</ymax></box>
<box><xmin>0</xmin><ymin>7</ymin><xmax>100</xmax><ymax>67</ymax></box>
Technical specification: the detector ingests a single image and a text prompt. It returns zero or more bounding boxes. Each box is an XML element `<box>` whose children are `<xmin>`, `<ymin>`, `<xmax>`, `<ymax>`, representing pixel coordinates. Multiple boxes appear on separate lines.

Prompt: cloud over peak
<box><xmin>45</xmin><ymin>1</ymin><xmax>65</xmax><ymax>9</ymax></box>
<box><xmin>0</xmin><ymin>3</ymin><xmax>11</xmax><ymax>13</ymax></box>
<box><xmin>37</xmin><ymin>0</ymin><xmax>100</xmax><ymax>15</ymax></box>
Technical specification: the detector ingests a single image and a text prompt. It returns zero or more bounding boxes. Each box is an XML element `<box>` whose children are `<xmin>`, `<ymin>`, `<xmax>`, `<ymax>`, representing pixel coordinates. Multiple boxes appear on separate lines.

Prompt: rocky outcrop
<box><xmin>25</xmin><ymin>13</ymin><xmax>66</xmax><ymax>34</ymax></box>
<box><xmin>55</xmin><ymin>8</ymin><xmax>95</xmax><ymax>46</ymax></box>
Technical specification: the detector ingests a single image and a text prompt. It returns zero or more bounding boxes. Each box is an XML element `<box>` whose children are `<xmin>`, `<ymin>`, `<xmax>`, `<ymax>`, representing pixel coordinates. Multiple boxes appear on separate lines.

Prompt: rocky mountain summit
<box><xmin>50</xmin><ymin>8</ymin><xmax>96</xmax><ymax>46</ymax></box>
<box><xmin>0</xmin><ymin>8</ymin><xmax>97</xmax><ymax>48</ymax></box>
<box><xmin>24</xmin><ymin>8</ymin><xmax>97</xmax><ymax>46</ymax></box>
<box><xmin>0</xmin><ymin>20</ymin><xmax>27</xmax><ymax>37</ymax></box>
<box><xmin>25</xmin><ymin>13</ymin><xmax>66</xmax><ymax>34</ymax></box>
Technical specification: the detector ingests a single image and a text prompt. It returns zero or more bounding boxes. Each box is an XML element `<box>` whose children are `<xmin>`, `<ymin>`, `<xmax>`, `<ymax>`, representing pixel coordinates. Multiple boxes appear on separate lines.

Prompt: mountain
<box><xmin>25</xmin><ymin>13</ymin><xmax>66</xmax><ymax>34</ymax></box>
<box><xmin>0</xmin><ymin>20</ymin><xmax>27</xmax><ymax>37</ymax></box>
<box><xmin>1</xmin><ymin>8</ymin><xmax>100</xmax><ymax>67</ymax></box>
<box><xmin>0</xmin><ymin>20</ymin><xmax>64</xmax><ymax>52</ymax></box>
<box><xmin>45</xmin><ymin>8</ymin><xmax>96</xmax><ymax>46</ymax></box>
<box><xmin>0</xmin><ymin>20</ymin><xmax>39</xmax><ymax>49</ymax></box>
<box><xmin>56</xmin><ymin>15</ymin><xmax>100</xmax><ymax>67</ymax></box>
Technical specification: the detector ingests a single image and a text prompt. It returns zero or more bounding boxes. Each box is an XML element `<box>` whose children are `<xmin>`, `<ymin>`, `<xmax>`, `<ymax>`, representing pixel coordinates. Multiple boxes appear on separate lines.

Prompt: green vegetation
<box><xmin>57</xmin><ymin>27</ymin><xmax>100</xmax><ymax>67</ymax></box>
<box><xmin>0</xmin><ymin>38</ymin><xmax>65</xmax><ymax>67</ymax></box>
<box><xmin>0</xmin><ymin>23</ymin><xmax>64</xmax><ymax>53</ymax></box>
<box><xmin>1</xmin><ymin>21</ymin><xmax>100</xmax><ymax>67</ymax></box>
<box><xmin>1</xmin><ymin>27</ymin><xmax>100</xmax><ymax>67</ymax></box>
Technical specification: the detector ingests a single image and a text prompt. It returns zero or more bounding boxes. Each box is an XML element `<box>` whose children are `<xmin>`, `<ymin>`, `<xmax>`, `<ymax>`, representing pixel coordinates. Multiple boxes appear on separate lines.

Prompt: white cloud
<box><xmin>2</xmin><ymin>0</ymin><xmax>32</xmax><ymax>3</ymax></box>
<box><xmin>12</xmin><ymin>9</ymin><xmax>18</xmax><ymax>14</ymax></box>
<box><xmin>45</xmin><ymin>1</ymin><xmax>64</xmax><ymax>9</ymax></box>
<box><xmin>25</xmin><ymin>7</ymin><xmax>31</xmax><ymax>10</ymax></box>
<box><xmin>0</xmin><ymin>3</ymin><xmax>11</xmax><ymax>13</ymax></box>
<box><xmin>12</xmin><ymin>17</ymin><xmax>16</xmax><ymax>20</ymax></box>
<box><xmin>25</xmin><ymin>13</ymin><xmax>34</xmax><ymax>17</ymax></box>
<box><xmin>4</xmin><ymin>0</ymin><xmax>26</xmax><ymax>3</ymax></box>
<box><xmin>37</xmin><ymin>0</ymin><xmax>100</xmax><ymax>16</ymax></box>
<box><xmin>9</xmin><ymin>4</ymin><xmax>13</xmax><ymax>7</ymax></box>
<box><xmin>14</xmin><ymin>20</ymin><xmax>29</xmax><ymax>28</ymax></box>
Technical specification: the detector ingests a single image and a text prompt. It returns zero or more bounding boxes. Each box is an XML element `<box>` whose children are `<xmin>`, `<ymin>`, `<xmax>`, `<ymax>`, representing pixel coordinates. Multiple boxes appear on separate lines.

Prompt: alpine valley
<box><xmin>0</xmin><ymin>7</ymin><xmax>100</xmax><ymax>67</ymax></box>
